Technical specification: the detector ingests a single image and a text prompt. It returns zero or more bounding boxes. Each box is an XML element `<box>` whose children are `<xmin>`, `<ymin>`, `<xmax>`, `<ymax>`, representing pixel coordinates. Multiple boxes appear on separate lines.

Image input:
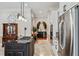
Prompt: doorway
<box><xmin>37</xmin><ymin>21</ymin><xmax>47</xmax><ymax>39</ymax></box>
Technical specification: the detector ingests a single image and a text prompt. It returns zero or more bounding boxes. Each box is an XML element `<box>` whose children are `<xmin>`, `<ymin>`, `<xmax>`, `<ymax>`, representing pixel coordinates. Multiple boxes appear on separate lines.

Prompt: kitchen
<box><xmin>0</xmin><ymin>2</ymin><xmax>78</xmax><ymax>56</ymax></box>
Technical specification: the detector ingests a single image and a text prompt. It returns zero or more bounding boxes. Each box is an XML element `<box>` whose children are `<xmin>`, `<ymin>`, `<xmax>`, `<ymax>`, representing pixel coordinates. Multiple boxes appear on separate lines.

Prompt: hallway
<box><xmin>34</xmin><ymin>40</ymin><xmax>55</xmax><ymax>56</ymax></box>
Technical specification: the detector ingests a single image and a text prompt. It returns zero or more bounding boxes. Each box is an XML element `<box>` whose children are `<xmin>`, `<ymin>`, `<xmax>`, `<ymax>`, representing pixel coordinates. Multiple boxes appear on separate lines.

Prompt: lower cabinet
<box><xmin>4</xmin><ymin>40</ymin><xmax>34</xmax><ymax>56</ymax></box>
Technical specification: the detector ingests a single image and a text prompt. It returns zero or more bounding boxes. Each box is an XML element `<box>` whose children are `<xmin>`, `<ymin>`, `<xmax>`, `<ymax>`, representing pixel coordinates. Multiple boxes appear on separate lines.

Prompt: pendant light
<box><xmin>17</xmin><ymin>2</ymin><xmax>27</xmax><ymax>22</ymax></box>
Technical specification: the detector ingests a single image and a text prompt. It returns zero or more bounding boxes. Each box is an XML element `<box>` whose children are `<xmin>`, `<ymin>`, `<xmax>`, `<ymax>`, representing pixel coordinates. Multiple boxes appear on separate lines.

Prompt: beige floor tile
<box><xmin>34</xmin><ymin>40</ymin><xmax>55</xmax><ymax>56</ymax></box>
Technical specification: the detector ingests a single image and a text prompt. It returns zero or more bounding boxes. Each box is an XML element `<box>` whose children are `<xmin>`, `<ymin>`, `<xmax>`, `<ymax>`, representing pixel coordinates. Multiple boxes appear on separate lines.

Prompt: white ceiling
<box><xmin>0</xmin><ymin>2</ymin><xmax>20</xmax><ymax>9</ymax></box>
<box><xmin>25</xmin><ymin>2</ymin><xmax>59</xmax><ymax>16</ymax></box>
<box><xmin>0</xmin><ymin>2</ymin><xmax>59</xmax><ymax>16</ymax></box>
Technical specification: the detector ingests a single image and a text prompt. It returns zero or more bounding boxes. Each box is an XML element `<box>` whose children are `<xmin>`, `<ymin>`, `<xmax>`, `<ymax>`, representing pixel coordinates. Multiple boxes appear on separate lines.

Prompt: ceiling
<box><xmin>25</xmin><ymin>2</ymin><xmax>59</xmax><ymax>16</ymax></box>
<box><xmin>0</xmin><ymin>2</ymin><xmax>59</xmax><ymax>16</ymax></box>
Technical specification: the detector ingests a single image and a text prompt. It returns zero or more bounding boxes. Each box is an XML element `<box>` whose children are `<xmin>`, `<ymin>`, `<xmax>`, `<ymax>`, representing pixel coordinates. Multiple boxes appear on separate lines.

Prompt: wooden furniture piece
<box><xmin>37</xmin><ymin>31</ymin><xmax>47</xmax><ymax>39</ymax></box>
<box><xmin>4</xmin><ymin>37</ymin><xmax>34</xmax><ymax>56</ymax></box>
<box><xmin>2</xmin><ymin>23</ymin><xmax>18</xmax><ymax>44</ymax></box>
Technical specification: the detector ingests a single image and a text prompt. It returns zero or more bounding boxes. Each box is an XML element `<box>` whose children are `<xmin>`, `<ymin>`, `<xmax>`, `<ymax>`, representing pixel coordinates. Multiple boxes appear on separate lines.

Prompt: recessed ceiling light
<box><xmin>24</xmin><ymin>3</ymin><xmax>28</xmax><ymax>7</ymax></box>
<box><xmin>39</xmin><ymin>11</ymin><xmax>42</xmax><ymax>14</ymax></box>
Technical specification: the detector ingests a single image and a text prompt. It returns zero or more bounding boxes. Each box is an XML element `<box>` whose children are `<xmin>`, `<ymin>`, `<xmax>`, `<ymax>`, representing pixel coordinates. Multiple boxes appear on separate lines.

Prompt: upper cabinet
<box><xmin>3</xmin><ymin>23</ymin><xmax>18</xmax><ymax>42</ymax></box>
<box><xmin>58</xmin><ymin>2</ymin><xmax>78</xmax><ymax>16</ymax></box>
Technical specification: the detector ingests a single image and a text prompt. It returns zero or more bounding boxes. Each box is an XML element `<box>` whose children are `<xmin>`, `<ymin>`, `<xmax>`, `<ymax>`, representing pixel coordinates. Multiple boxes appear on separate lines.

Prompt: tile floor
<box><xmin>34</xmin><ymin>40</ymin><xmax>55</xmax><ymax>56</ymax></box>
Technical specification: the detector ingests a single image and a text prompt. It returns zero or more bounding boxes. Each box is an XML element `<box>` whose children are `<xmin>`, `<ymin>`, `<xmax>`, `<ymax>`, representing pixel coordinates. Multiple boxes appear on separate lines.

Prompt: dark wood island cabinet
<box><xmin>4</xmin><ymin>37</ymin><xmax>34</xmax><ymax>56</ymax></box>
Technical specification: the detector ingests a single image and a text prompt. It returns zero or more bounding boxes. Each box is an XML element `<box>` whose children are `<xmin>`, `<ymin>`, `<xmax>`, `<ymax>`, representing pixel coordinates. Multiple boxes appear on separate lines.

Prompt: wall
<box><xmin>0</xmin><ymin>8</ymin><xmax>32</xmax><ymax>38</ymax></box>
<box><xmin>49</xmin><ymin>11</ymin><xmax>58</xmax><ymax>55</ymax></box>
<box><xmin>58</xmin><ymin>2</ymin><xmax>78</xmax><ymax>16</ymax></box>
<box><xmin>49</xmin><ymin>11</ymin><xmax>58</xmax><ymax>38</ymax></box>
<box><xmin>16</xmin><ymin>7</ymin><xmax>32</xmax><ymax>37</ymax></box>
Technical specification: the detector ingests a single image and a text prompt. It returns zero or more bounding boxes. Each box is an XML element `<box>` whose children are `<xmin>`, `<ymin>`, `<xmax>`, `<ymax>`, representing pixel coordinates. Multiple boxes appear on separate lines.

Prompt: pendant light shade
<box><xmin>17</xmin><ymin>2</ymin><xmax>27</xmax><ymax>22</ymax></box>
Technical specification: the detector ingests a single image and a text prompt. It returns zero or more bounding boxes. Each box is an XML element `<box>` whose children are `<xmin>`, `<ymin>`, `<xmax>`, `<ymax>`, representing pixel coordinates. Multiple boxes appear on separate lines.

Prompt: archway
<box><xmin>37</xmin><ymin>21</ymin><xmax>47</xmax><ymax>39</ymax></box>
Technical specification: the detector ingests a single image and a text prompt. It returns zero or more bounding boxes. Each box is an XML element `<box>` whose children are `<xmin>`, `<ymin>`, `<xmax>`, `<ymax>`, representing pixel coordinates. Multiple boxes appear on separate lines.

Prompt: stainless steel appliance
<box><xmin>74</xmin><ymin>5</ymin><xmax>79</xmax><ymax>56</ymax></box>
<box><xmin>58</xmin><ymin>9</ymin><xmax>74</xmax><ymax>56</ymax></box>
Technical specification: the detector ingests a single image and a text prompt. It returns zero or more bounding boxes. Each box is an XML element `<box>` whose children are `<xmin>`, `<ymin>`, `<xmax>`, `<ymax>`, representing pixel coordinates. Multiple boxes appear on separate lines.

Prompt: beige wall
<box><xmin>0</xmin><ymin>8</ymin><xmax>32</xmax><ymax>38</ymax></box>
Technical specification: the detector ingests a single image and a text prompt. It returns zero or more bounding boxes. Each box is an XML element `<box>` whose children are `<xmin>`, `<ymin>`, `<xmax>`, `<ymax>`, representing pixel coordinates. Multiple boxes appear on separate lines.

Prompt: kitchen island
<box><xmin>4</xmin><ymin>37</ymin><xmax>34</xmax><ymax>56</ymax></box>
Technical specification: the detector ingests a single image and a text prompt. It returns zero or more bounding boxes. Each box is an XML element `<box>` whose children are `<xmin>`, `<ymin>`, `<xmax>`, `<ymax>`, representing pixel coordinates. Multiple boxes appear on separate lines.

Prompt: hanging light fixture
<box><xmin>17</xmin><ymin>2</ymin><xmax>27</xmax><ymax>22</ymax></box>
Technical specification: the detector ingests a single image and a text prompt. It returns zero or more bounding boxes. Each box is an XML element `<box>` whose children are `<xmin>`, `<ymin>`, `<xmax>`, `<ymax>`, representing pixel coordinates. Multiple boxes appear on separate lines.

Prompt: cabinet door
<box><xmin>3</xmin><ymin>23</ymin><xmax>18</xmax><ymax>41</ymax></box>
<box><xmin>17</xmin><ymin>51</ymin><xmax>24</xmax><ymax>56</ymax></box>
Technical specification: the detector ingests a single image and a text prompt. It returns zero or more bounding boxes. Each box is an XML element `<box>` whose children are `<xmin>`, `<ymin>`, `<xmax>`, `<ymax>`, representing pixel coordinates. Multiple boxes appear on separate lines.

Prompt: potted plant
<box><xmin>32</xmin><ymin>27</ymin><xmax>37</xmax><ymax>42</ymax></box>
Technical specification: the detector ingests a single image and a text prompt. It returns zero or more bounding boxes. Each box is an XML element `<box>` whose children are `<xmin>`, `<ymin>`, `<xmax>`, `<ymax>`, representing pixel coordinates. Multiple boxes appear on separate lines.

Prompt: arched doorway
<box><xmin>37</xmin><ymin>21</ymin><xmax>47</xmax><ymax>39</ymax></box>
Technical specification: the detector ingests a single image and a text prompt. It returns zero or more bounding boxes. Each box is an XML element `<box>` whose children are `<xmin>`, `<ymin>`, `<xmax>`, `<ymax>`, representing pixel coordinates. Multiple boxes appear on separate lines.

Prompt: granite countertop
<box><xmin>17</xmin><ymin>36</ymin><xmax>33</xmax><ymax>43</ymax></box>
